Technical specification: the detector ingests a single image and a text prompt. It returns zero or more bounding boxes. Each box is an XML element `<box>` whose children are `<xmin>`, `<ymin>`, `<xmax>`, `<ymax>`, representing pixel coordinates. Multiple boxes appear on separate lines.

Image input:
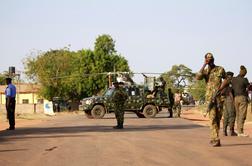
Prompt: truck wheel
<box><xmin>143</xmin><ymin>105</ymin><xmax>157</xmax><ymax>118</ymax></box>
<box><xmin>85</xmin><ymin>111</ymin><xmax>93</xmax><ymax>119</ymax></box>
<box><xmin>91</xmin><ymin>105</ymin><xmax>106</xmax><ymax>119</ymax></box>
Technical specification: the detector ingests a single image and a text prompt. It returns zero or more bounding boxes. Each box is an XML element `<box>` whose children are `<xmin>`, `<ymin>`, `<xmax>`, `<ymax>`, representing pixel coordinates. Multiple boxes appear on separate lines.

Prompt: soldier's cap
<box><xmin>5</xmin><ymin>77</ymin><xmax>12</xmax><ymax>81</ymax></box>
<box><xmin>204</xmin><ymin>53</ymin><xmax>214</xmax><ymax>60</ymax></box>
<box><xmin>226</xmin><ymin>71</ymin><xmax>234</xmax><ymax>77</ymax></box>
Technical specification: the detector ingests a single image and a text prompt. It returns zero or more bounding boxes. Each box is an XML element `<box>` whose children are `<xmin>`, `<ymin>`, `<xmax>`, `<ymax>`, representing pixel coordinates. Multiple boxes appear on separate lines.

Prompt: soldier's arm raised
<box><xmin>196</xmin><ymin>63</ymin><xmax>207</xmax><ymax>80</ymax></box>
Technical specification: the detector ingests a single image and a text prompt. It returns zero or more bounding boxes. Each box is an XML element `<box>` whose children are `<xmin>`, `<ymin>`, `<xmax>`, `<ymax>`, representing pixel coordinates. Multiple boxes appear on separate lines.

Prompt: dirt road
<box><xmin>1</xmin><ymin>111</ymin><xmax>252</xmax><ymax>166</ymax></box>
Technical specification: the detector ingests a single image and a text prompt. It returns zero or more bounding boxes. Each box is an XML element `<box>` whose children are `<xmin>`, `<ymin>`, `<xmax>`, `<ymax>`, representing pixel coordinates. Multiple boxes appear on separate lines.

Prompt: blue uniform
<box><xmin>5</xmin><ymin>83</ymin><xmax>16</xmax><ymax>130</ymax></box>
<box><xmin>5</xmin><ymin>83</ymin><xmax>16</xmax><ymax>98</ymax></box>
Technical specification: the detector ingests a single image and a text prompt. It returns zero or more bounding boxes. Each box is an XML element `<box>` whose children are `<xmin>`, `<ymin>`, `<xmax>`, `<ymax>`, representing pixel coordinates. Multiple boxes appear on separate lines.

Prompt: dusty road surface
<box><xmin>1</xmin><ymin>111</ymin><xmax>252</xmax><ymax>166</ymax></box>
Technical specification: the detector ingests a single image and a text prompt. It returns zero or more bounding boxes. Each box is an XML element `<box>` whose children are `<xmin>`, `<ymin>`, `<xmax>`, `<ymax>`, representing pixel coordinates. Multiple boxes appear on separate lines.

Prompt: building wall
<box><xmin>0</xmin><ymin>104</ymin><xmax>44</xmax><ymax>114</ymax></box>
<box><xmin>1</xmin><ymin>93</ymin><xmax>44</xmax><ymax>104</ymax></box>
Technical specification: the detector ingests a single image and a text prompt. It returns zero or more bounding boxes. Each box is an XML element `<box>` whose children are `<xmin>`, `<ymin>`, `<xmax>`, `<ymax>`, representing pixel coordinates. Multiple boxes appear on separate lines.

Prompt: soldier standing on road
<box><xmin>196</xmin><ymin>53</ymin><xmax>227</xmax><ymax>147</ymax></box>
<box><xmin>112</xmin><ymin>82</ymin><xmax>128</xmax><ymax>129</ymax></box>
<box><xmin>5</xmin><ymin>77</ymin><xmax>16</xmax><ymax>130</ymax></box>
<box><xmin>173</xmin><ymin>90</ymin><xmax>182</xmax><ymax>118</ymax></box>
<box><xmin>222</xmin><ymin>71</ymin><xmax>237</xmax><ymax>136</ymax></box>
<box><xmin>167</xmin><ymin>88</ymin><xmax>174</xmax><ymax>118</ymax></box>
<box><xmin>231</xmin><ymin>65</ymin><xmax>250</xmax><ymax>137</ymax></box>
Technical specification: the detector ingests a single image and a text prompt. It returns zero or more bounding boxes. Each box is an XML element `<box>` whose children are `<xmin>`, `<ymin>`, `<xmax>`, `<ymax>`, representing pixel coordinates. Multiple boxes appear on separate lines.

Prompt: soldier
<box><xmin>5</xmin><ymin>77</ymin><xmax>16</xmax><ymax>130</ymax></box>
<box><xmin>222</xmin><ymin>71</ymin><xmax>237</xmax><ymax>136</ymax></box>
<box><xmin>167</xmin><ymin>88</ymin><xmax>174</xmax><ymax>118</ymax></box>
<box><xmin>112</xmin><ymin>82</ymin><xmax>128</xmax><ymax>129</ymax></box>
<box><xmin>196</xmin><ymin>53</ymin><xmax>227</xmax><ymax>147</ymax></box>
<box><xmin>173</xmin><ymin>90</ymin><xmax>182</xmax><ymax>118</ymax></box>
<box><xmin>231</xmin><ymin>65</ymin><xmax>250</xmax><ymax>137</ymax></box>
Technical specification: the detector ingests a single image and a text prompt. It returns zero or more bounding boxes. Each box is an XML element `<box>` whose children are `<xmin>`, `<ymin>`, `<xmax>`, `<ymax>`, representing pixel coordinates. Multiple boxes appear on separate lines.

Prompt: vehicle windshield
<box><xmin>104</xmin><ymin>88</ymin><xmax>115</xmax><ymax>97</ymax></box>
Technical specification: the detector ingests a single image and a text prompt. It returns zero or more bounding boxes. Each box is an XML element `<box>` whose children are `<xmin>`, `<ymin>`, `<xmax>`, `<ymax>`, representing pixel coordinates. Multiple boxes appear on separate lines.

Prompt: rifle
<box><xmin>204</xmin><ymin>90</ymin><xmax>221</xmax><ymax>117</ymax></box>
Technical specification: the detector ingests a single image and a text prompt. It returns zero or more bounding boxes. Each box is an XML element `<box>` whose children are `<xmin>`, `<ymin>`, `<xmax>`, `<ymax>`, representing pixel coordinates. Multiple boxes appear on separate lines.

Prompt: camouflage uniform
<box><xmin>112</xmin><ymin>84</ymin><xmax>128</xmax><ymax>128</ymax></box>
<box><xmin>197</xmin><ymin>65</ymin><xmax>226</xmax><ymax>142</ymax></box>
<box><xmin>222</xmin><ymin>85</ymin><xmax>236</xmax><ymax>136</ymax></box>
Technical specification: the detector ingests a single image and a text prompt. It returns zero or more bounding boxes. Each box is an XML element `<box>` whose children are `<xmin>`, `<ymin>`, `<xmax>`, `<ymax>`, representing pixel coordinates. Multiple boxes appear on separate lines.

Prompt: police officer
<box><xmin>196</xmin><ymin>53</ymin><xmax>227</xmax><ymax>147</ymax></box>
<box><xmin>5</xmin><ymin>77</ymin><xmax>16</xmax><ymax>130</ymax></box>
<box><xmin>112</xmin><ymin>82</ymin><xmax>128</xmax><ymax>129</ymax></box>
<box><xmin>222</xmin><ymin>71</ymin><xmax>237</xmax><ymax>136</ymax></box>
<box><xmin>232</xmin><ymin>65</ymin><xmax>250</xmax><ymax>137</ymax></box>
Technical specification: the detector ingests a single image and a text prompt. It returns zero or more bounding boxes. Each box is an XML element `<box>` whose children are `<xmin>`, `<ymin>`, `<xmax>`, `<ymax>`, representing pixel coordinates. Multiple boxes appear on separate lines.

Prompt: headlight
<box><xmin>85</xmin><ymin>99</ymin><xmax>92</xmax><ymax>105</ymax></box>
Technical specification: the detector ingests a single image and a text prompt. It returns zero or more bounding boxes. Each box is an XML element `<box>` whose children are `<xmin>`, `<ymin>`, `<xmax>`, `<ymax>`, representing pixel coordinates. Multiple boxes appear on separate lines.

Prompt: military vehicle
<box><xmin>79</xmin><ymin>76</ymin><xmax>171</xmax><ymax>119</ymax></box>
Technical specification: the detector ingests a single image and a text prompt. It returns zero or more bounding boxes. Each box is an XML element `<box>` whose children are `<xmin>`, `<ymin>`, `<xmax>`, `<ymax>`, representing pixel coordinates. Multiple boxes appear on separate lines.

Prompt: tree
<box><xmin>23</xmin><ymin>35</ymin><xmax>131</xmax><ymax>101</ymax></box>
<box><xmin>0</xmin><ymin>74</ymin><xmax>6</xmax><ymax>85</ymax></box>
<box><xmin>161</xmin><ymin>64</ymin><xmax>195</xmax><ymax>91</ymax></box>
<box><xmin>94</xmin><ymin>34</ymin><xmax>116</xmax><ymax>56</ymax></box>
<box><xmin>188</xmin><ymin>79</ymin><xmax>206</xmax><ymax>101</ymax></box>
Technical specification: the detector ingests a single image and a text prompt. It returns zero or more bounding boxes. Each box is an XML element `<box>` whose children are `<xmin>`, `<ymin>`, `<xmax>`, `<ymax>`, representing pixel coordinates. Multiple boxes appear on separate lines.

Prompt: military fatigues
<box><xmin>232</xmin><ymin>76</ymin><xmax>249</xmax><ymax>135</ymax></box>
<box><xmin>112</xmin><ymin>86</ymin><xmax>128</xmax><ymax>128</ymax></box>
<box><xmin>222</xmin><ymin>86</ymin><xmax>236</xmax><ymax>135</ymax></box>
<box><xmin>167</xmin><ymin>90</ymin><xmax>174</xmax><ymax>118</ymax></box>
<box><xmin>197</xmin><ymin>65</ymin><xmax>226</xmax><ymax>142</ymax></box>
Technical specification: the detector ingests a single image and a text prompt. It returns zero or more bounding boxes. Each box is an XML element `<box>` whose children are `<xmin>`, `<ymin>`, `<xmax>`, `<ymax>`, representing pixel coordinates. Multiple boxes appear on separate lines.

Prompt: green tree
<box><xmin>161</xmin><ymin>64</ymin><xmax>195</xmax><ymax>91</ymax></box>
<box><xmin>0</xmin><ymin>74</ymin><xmax>6</xmax><ymax>85</ymax></box>
<box><xmin>188</xmin><ymin>79</ymin><xmax>206</xmax><ymax>101</ymax></box>
<box><xmin>94</xmin><ymin>34</ymin><xmax>116</xmax><ymax>55</ymax></box>
<box><xmin>23</xmin><ymin>35</ymin><xmax>130</xmax><ymax>101</ymax></box>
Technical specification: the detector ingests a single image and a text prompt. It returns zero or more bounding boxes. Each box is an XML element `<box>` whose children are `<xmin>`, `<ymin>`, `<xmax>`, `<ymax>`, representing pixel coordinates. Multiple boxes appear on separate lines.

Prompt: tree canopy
<box><xmin>23</xmin><ymin>34</ymin><xmax>130</xmax><ymax>101</ymax></box>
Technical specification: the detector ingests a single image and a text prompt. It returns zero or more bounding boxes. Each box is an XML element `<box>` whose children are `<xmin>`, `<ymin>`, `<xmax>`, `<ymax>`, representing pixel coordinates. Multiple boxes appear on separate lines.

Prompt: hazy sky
<box><xmin>0</xmin><ymin>0</ymin><xmax>251</xmax><ymax>82</ymax></box>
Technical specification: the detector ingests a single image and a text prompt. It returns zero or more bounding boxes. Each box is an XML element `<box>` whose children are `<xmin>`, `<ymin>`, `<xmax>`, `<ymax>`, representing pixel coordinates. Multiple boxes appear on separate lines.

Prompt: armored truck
<box><xmin>79</xmin><ymin>85</ymin><xmax>171</xmax><ymax>119</ymax></box>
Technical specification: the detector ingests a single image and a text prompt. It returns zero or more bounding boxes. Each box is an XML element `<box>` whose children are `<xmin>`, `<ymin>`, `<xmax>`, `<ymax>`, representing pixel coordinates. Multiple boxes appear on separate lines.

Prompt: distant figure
<box><xmin>196</xmin><ymin>53</ymin><xmax>227</xmax><ymax>147</ymax></box>
<box><xmin>232</xmin><ymin>65</ymin><xmax>250</xmax><ymax>137</ymax></box>
<box><xmin>167</xmin><ymin>88</ymin><xmax>174</xmax><ymax>118</ymax></box>
<box><xmin>222</xmin><ymin>71</ymin><xmax>237</xmax><ymax>136</ymax></box>
<box><xmin>112</xmin><ymin>82</ymin><xmax>128</xmax><ymax>129</ymax></box>
<box><xmin>5</xmin><ymin>77</ymin><xmax>16</xmax><ymax>130</ymax></box>
<box><xmin>173</xmin><ymin>90</ymin><xmax>182</xmax><ymax>118</ymax></box>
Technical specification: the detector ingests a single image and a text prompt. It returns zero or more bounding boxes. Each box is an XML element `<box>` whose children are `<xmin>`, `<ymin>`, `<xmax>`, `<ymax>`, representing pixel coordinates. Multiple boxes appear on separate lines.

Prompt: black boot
<box><xmin>223</xmin><ymin>126</ymin><xmax>227</xmax><ymax>136</ymax></box>
<box><xmin>230</xmin><ymin>127</ymin><xmax>237</xmax><ymax>136</ymax></box>
<box><xmin>211</xmin><ymin>140</ymin><xmax>221</xmax><ymax>147</ymax></box>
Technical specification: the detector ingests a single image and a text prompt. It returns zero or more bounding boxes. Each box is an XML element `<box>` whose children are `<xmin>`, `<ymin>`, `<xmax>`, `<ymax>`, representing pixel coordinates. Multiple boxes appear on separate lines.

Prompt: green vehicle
<box><xmin>79</xmin><ymin>85</ymin><xmax>171</xmax><ymax>119</ymax></box>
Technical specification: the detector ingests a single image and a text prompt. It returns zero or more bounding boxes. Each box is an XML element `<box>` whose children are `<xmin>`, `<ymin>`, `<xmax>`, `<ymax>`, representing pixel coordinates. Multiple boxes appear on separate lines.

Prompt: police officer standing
<box><xmin>196</xmin><ymin>53</ymin><xmax>227</xmax><ymax>147</ymax></box>
<box><xmin>5</xmin><ymin>77</ymin><xmax>16</xmax><ymax>130</ymax></box>
<box><xmin>232</xmin><ymin>65</ymin><xmax>250</xmax><ymax>137</ymax></box>
<box><xmin>112</xmin><ymin>82</ymin><xmax>128</xmax><ymax>129</ymax></box>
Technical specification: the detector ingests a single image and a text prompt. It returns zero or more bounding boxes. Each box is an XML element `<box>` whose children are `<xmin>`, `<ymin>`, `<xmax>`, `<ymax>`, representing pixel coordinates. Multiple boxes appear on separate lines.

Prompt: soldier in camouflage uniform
<box><xmin>222</xmin><ymin>71</ymin><xmax>237</xmax><ymax>136</ymax></box>
<box><xmin>112</xmin><ymin>82</ymin><xmax>128</xmax><ymax>129</ymax></box>
<box><xmin>196</xmin><ymin>53</ymin><xmax>227</xmax><ymax>147</ymax></box>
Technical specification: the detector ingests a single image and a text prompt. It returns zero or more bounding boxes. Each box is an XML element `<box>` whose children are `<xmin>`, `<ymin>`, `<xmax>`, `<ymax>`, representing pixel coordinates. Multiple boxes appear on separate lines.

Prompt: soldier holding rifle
<box><xmin>196</xmin><ymin>53</ymin><xmax>228</xmax><ymax>147</ymax></box>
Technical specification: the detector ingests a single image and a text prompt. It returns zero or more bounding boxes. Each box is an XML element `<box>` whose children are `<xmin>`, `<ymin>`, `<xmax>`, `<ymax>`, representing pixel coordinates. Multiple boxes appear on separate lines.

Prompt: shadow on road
<box><xmin>0</xmin><ymin>123</ymin><xmax>204</xmax><ymax>143</ymax></box>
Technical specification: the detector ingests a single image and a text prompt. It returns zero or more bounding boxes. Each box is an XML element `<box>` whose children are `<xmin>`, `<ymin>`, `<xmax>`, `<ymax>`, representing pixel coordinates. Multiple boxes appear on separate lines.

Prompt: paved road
<box><xmin>1</xmin><ymin>111</ymin><xmax>252</xmax><ymax>166</ymax></box>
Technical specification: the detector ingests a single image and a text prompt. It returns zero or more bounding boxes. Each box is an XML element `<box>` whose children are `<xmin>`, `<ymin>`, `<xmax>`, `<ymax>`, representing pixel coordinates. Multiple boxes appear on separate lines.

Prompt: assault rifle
<box><xmin>203</xmin><ymin>90</ymin><xmax>221</xmax><ymax>117</ymax></box>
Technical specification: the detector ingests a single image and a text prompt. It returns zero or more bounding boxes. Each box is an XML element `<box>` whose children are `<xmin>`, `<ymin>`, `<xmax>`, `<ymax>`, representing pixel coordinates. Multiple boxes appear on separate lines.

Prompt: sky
<box><xmin>0</xmin><ymin>0</ymin><xmax>252</xmax><ymax>83</ymax></box>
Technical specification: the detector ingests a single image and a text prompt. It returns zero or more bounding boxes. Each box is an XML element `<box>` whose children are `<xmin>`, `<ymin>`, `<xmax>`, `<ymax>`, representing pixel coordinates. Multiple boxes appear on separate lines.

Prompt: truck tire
<box><xmin>143</xmin><ymin>105</ymin><xmax>157</xmax><ymax>118</ymax></box>
<box><xmin>91</xmin><ymin>105</ymin><xmax>106</xmax><ymax>119</ymax></box>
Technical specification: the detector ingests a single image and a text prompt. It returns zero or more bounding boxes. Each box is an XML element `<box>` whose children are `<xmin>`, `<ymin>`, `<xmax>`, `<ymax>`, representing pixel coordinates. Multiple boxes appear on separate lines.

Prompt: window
<box><xmin>22</xmin><ymin>99</ymin><xmax>29</xmax><ymax>104</ymax></box>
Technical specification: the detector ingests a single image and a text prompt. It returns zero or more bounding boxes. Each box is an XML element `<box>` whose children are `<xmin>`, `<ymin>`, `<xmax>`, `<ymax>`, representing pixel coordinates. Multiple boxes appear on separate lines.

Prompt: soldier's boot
<box><xmin>230</xmin><ymin>127</ymin><xmax>237</xmax><ymax>136</ymax></box>
<box><xmin>223</xmin><ymin>126</ymin><xmax>227</xmax><ymax>136</ymax></box>
<box><xmin>211</xmin><ymin>140</ymin><xmax>221</xmax><ymax>147</ymax></box>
